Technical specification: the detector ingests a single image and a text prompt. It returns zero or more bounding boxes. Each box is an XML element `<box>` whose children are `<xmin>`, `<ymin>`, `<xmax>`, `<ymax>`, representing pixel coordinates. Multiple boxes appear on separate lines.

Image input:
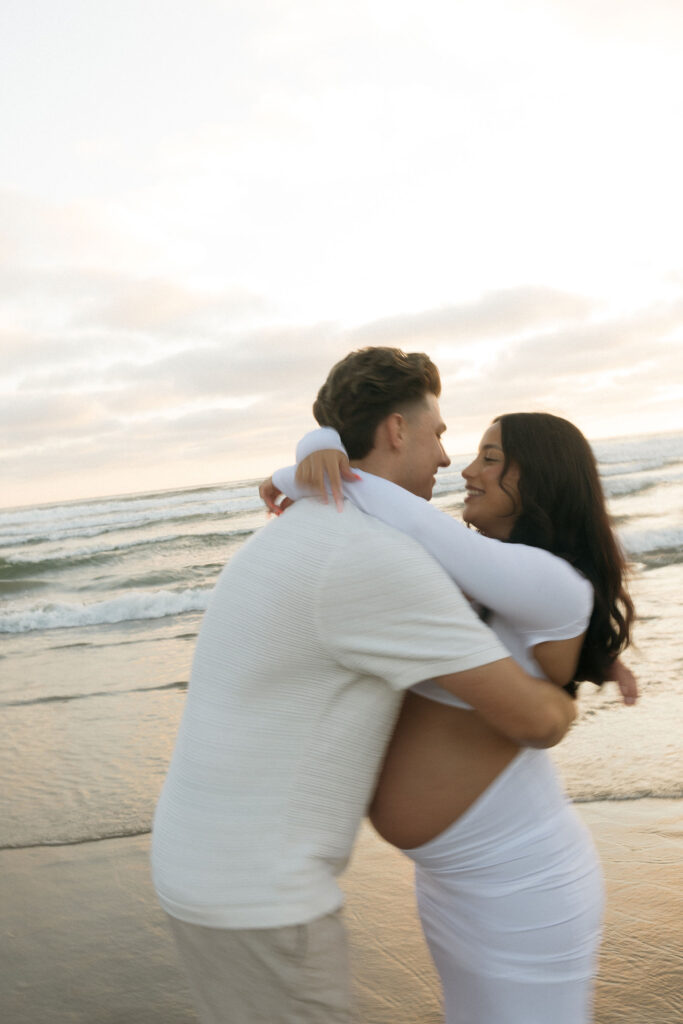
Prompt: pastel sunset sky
<box><xmin>2</xmin><ymin>0</ymin><xmax>682</xmax><ymax>508</ymax></box>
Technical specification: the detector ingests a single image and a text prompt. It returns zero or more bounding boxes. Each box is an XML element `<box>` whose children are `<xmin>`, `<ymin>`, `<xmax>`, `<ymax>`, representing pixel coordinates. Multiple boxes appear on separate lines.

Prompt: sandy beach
<box><xmin>2</xmin><ymin>799</ymin><xmax>680</xmax><ymax>1024</ymax></box>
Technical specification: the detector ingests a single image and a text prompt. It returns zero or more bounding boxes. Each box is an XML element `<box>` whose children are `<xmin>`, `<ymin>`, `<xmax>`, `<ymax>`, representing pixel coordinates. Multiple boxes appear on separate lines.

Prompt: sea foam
<box><xmin>0</xmin><ymin>587</ymin><xmax>211</xmax><ymax>634</ymax></box>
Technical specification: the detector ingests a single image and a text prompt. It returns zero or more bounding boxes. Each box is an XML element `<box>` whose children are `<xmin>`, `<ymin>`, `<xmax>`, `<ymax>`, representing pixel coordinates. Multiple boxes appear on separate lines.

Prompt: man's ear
<box><xmin>383</xmin><ymin>411</ymin><xmax>405</xmax><ymax>451</ymax></box>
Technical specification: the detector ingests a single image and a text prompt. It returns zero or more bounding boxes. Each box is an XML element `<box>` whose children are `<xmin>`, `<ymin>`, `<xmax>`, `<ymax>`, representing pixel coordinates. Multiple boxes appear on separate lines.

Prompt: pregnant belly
<box><xmin>369</xmin><ymin>691</ymin><xmax>520</xmax><ymax>849</ymax></box>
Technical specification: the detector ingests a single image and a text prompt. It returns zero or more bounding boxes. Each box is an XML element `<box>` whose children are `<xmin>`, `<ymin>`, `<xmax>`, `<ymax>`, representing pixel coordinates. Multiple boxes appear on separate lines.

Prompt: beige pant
<box><xmin>167</xmin><ymin>910</ymin><xmax>352</xmax><ymax>1024</ymax></box>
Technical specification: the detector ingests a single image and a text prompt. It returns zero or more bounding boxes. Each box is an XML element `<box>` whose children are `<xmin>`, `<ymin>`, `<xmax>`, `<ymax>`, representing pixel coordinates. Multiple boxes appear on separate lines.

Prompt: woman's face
<box><xmin>461</xmin><ymin>422</ymin><xmax>521</xmax><ymax>540</ymax></box>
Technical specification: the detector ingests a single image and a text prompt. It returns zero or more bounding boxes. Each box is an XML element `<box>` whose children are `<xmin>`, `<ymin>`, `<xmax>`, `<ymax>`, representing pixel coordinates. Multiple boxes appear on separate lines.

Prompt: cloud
<box><xmin>74</xmin><ymin>277</ymin><xmax>266</xmax><ymax>334</ymax></box>
<box><xmin>1</xmin><ymin>392</ymin><xmax>120</xmax><ymax>450</ymax></box>
<box><xmin>4</xmin><ymin>282</ymin><xmax>682</xmax><ymax>496</ymax></box>
<box><xmin>491</xmin><ymin>299</ymin><xmax>683</xmax><ymax>385</ymax></box>
<box><xmin>2</xmin><ymin>168</ymin><xmax>681</xmax><ymax>506</ymax></box>
<box><xmin>11</xmin><ymin>321</ymin><xmax>345</xmax><ymax>409</ymax></box>
<box><xmin>554</xmin><ymin>0</ymin><xmax>683</xmax><ymax>47</ymax></box>
<box><xmin>348</xmin><ymin>287</ymin><xmax>599</xmax><ymax>350</ymax></box>
<box><xmin>1</xmin><ymin>264</ymin><xmax>265</xmax><ymax>346</ymax></box>
<box><xmin>0</xmin><ymin>188</ymin><xmax>153</xmax><ymax>273</ymax></box>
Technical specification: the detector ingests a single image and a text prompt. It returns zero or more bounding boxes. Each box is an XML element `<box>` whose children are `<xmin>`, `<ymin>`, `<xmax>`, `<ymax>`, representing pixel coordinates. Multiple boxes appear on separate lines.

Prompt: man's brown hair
<box><xmin>313</xmin><ymin>347</ymin><xmax>441</xmax><ymax>458</ymax></box>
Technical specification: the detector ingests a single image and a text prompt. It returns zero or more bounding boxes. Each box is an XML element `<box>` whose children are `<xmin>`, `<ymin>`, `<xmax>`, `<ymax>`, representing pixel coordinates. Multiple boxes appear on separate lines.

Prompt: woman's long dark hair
<box><xmin>495</xmin><ymin>412</ymin><xmax>634</xmax><ymax>690</ymax></box>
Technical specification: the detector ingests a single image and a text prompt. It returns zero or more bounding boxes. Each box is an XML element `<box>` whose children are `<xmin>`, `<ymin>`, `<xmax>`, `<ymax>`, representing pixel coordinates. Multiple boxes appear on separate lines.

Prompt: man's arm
<box><xmin>433</xmin><ymin>657</ymin><xmax>577</xmax><ymax>748</ymax></box>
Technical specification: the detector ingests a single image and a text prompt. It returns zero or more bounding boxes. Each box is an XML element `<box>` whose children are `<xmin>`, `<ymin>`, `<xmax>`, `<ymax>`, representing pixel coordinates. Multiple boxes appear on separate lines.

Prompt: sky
<box><xmin>2</xmin><ymin>0</ymin><xmax>683</xmax><ymax>509</ymax></box>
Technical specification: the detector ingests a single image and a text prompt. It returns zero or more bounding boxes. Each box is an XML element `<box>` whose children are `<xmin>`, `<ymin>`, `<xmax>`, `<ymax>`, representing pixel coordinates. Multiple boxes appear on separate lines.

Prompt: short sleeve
<box><xmin>315</xmin><ymin>528</ymin><xmax>508</xmax><ymax>691</ymax></box>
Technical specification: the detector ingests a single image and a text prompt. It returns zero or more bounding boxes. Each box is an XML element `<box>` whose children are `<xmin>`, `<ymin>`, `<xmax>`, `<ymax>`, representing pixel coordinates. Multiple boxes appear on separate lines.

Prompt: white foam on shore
<box><xmin>0</xmin><ymin>497</ymin><xmax>262</xmax><ymax>548</ymax></box>
<box><xmin>620</xmin><ymin>524</ymin><xmax>683</xmax><ymax>556</ymax></box>
<box><xmin>0</xmin><ymin>588</ymin><xmax>211</xmax><ymax>634</ymax></box>
<box><xmin>1</xmin><ymin>528</ymin><xmax>253</xmax><ymax>567</ymax></box>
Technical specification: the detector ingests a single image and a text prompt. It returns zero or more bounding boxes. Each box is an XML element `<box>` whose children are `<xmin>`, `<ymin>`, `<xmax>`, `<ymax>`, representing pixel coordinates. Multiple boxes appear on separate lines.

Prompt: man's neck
<box><xmin>350</xmin><ymin>451</ymin><xmax>402</xmax><ymax>488</ymax></box>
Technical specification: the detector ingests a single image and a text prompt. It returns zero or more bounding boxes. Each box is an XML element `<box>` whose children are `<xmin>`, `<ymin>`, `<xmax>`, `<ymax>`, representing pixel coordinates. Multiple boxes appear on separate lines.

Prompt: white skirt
<box><xmin>403</xmin><ymin>748</ymin><xmax>604</xmax><ymax>1023</ymax></box>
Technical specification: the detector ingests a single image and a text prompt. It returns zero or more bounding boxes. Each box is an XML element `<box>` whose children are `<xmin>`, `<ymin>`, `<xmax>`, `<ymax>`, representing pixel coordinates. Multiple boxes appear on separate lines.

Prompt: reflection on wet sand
<box><xmin>1</xmin><ymin>801</ymin><xmax>680</xmax><ymax>1024</ymax></box>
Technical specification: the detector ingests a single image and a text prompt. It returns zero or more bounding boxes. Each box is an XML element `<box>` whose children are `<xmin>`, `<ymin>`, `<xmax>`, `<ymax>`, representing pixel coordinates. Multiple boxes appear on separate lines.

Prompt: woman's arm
<box><xmin>271</xmin><ymin>430</ymin><xmax>639</xmax><ymax>702</ymax></box>
<box><xmin>533</xmin><ymin>636</ymin><xmax>585</xmax><ymax>687</ymax></box>
<box><xmin>272</xmin><ymin>445</ymin><xmax>592</xmax><ymax>644</ymax></box>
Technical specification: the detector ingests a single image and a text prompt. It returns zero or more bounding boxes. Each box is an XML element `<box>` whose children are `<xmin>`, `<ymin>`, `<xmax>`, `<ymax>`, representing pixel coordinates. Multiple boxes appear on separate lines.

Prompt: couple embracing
<box><xmin>151</xmin><ymin>346</ymin><xmax>634</xmax><ymax>1023</ymax></box>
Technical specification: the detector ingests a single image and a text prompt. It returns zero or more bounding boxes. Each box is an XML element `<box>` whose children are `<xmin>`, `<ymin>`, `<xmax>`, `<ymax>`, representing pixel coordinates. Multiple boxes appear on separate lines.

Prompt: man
<box><xmin>151</xmin><ymin>347</ymin><xmax>575</xmax><ymax>1023</ymax></box>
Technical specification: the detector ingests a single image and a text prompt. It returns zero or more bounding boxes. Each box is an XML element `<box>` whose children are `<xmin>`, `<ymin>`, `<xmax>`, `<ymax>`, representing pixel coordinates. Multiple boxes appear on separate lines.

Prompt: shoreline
<box><xmin>6</xmin><ymin>791</ymin><xmax>683</xmax><ymax>852</ymax></box>
<box><xmin>1</xmin><ymin>799</ymin><xmax>681</xmax><ymax>1023</ymax></box>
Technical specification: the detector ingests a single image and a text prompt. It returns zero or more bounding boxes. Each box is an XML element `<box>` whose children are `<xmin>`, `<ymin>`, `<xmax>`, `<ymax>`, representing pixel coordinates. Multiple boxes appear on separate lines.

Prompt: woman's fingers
<box><xmin>342</xmin><ymin>463</ymin><xmax>362</xmax><ymax>481</ymax></box>
<box><xmin>607</xmin><ymin>657</ymin><xmax>639</xmax><ymax>705</ymax></box>
<box><xmin>259</xmin><ymin>477</ymin><xmax>284</xmax><ymax>515</ymax></box>
<box><xmin>296</xmin><ymin>450</ymin><xmax>359</xmax><ymax>512</ymax></box>
<box><xmin>324</xmin><ymin>452</ymin><xmax>345</xmax><ymax>512</ymax></box>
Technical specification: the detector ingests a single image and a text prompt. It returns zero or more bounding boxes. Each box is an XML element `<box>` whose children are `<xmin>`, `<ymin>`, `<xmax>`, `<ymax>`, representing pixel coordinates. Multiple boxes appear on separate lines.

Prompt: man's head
<box><xmin>313</xmin><ymin>346</ymin><xmax>450</xmax><ymax>499</ymax></box>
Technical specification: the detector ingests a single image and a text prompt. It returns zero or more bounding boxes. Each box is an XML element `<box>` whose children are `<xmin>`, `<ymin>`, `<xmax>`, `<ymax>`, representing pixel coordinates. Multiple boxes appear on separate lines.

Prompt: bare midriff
<box><xmin>369</xmin><ymin>690</ymin><xmax>521</xmax><ymax>850</ymax></box>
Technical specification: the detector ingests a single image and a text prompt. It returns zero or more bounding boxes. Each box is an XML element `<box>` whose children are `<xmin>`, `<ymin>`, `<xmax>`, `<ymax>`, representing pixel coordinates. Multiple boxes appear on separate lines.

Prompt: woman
<box><xmin>263</xmin><ymin>412</ymin><xmax>634</xmax><ymax>1023</ymax></box>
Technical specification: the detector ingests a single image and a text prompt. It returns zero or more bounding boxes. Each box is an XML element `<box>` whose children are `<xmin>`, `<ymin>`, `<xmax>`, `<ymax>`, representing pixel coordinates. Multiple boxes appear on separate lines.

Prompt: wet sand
<box><xmin>1</xmin><ymin>800</ymin><xmax>680</xmax><ymax>1023</ymax></box>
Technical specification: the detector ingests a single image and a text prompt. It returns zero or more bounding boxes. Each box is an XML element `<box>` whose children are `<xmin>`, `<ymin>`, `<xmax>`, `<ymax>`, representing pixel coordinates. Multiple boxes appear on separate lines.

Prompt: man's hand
<box><xmin>296</xmin><ymin>450</ymin><xmax>360</xmax><ymax>513</ymax></box>
<box><xmin>606</xmin><ymin>657</ymin><xmax>638</xmax><ymax>706</ymax></box>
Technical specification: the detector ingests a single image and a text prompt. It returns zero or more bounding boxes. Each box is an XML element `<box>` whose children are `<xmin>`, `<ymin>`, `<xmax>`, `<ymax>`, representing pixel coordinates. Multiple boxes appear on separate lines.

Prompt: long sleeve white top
<box><xmin>273</xmin><ymin>428</ymin><xmax>593</xmax><ymax>693</ymax></box>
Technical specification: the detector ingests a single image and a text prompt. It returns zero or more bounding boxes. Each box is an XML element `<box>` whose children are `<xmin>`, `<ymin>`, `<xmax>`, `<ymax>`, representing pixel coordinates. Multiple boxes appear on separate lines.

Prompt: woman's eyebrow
<box><xmin>482</xmin><ymin>443</ymin><xmax>503</xmax><ymax>453</ymax></box>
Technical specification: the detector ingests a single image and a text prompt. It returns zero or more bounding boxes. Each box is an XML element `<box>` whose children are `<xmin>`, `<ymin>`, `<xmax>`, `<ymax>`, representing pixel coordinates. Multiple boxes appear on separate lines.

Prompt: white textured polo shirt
<box><xmin>151</xmin><ymin>499</ymin><xmax>506</xmax><ymax>928</ymax></box>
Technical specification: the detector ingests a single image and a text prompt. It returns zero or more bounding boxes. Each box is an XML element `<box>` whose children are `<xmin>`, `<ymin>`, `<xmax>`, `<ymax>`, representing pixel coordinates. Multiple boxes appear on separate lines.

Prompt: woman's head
<box><xmin>464</xmin><ymin>412</ymin><xmax>633</xmax><ymax>685</ymax></box>
<box><xmin>461</xmin><ymin>421</ymin><xmax>520</xmax><ymax>540</ymax></box>
<box><xmin>494</xmin><ymin>413</ymin><xmax>606</xmax><ymax>551</ymax></box>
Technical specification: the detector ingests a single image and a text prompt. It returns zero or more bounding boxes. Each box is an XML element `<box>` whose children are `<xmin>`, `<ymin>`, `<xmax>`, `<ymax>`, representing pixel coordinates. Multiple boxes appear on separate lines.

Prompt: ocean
<box><xmin>1</xmin><ymin>432</ymin><xmax>682</xmax><ymax>851</ymax></box>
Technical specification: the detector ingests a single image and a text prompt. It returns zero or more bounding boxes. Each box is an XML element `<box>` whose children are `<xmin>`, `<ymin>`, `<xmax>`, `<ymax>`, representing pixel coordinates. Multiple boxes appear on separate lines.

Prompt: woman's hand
<box><xmin>258</xmin><ymin>477</ymin><xmax>294</xmax><ymax>516</ymax></box>
<box><xmin>606</xmin><ymin>657</ymin><xmax>638</xmax><ymax>705</ymax></box>
<box><xmin>296</xmin><ymin>450</ymin><xmax>360</xmax><ymax>512</ymax></box>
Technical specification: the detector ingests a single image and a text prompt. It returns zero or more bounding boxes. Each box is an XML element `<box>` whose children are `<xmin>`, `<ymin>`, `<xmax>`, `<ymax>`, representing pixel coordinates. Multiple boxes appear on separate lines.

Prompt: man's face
<box><xmin>395</xmin><ymin>393</ymin><xmax>451</xmax><ymax>500</ymax></box>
